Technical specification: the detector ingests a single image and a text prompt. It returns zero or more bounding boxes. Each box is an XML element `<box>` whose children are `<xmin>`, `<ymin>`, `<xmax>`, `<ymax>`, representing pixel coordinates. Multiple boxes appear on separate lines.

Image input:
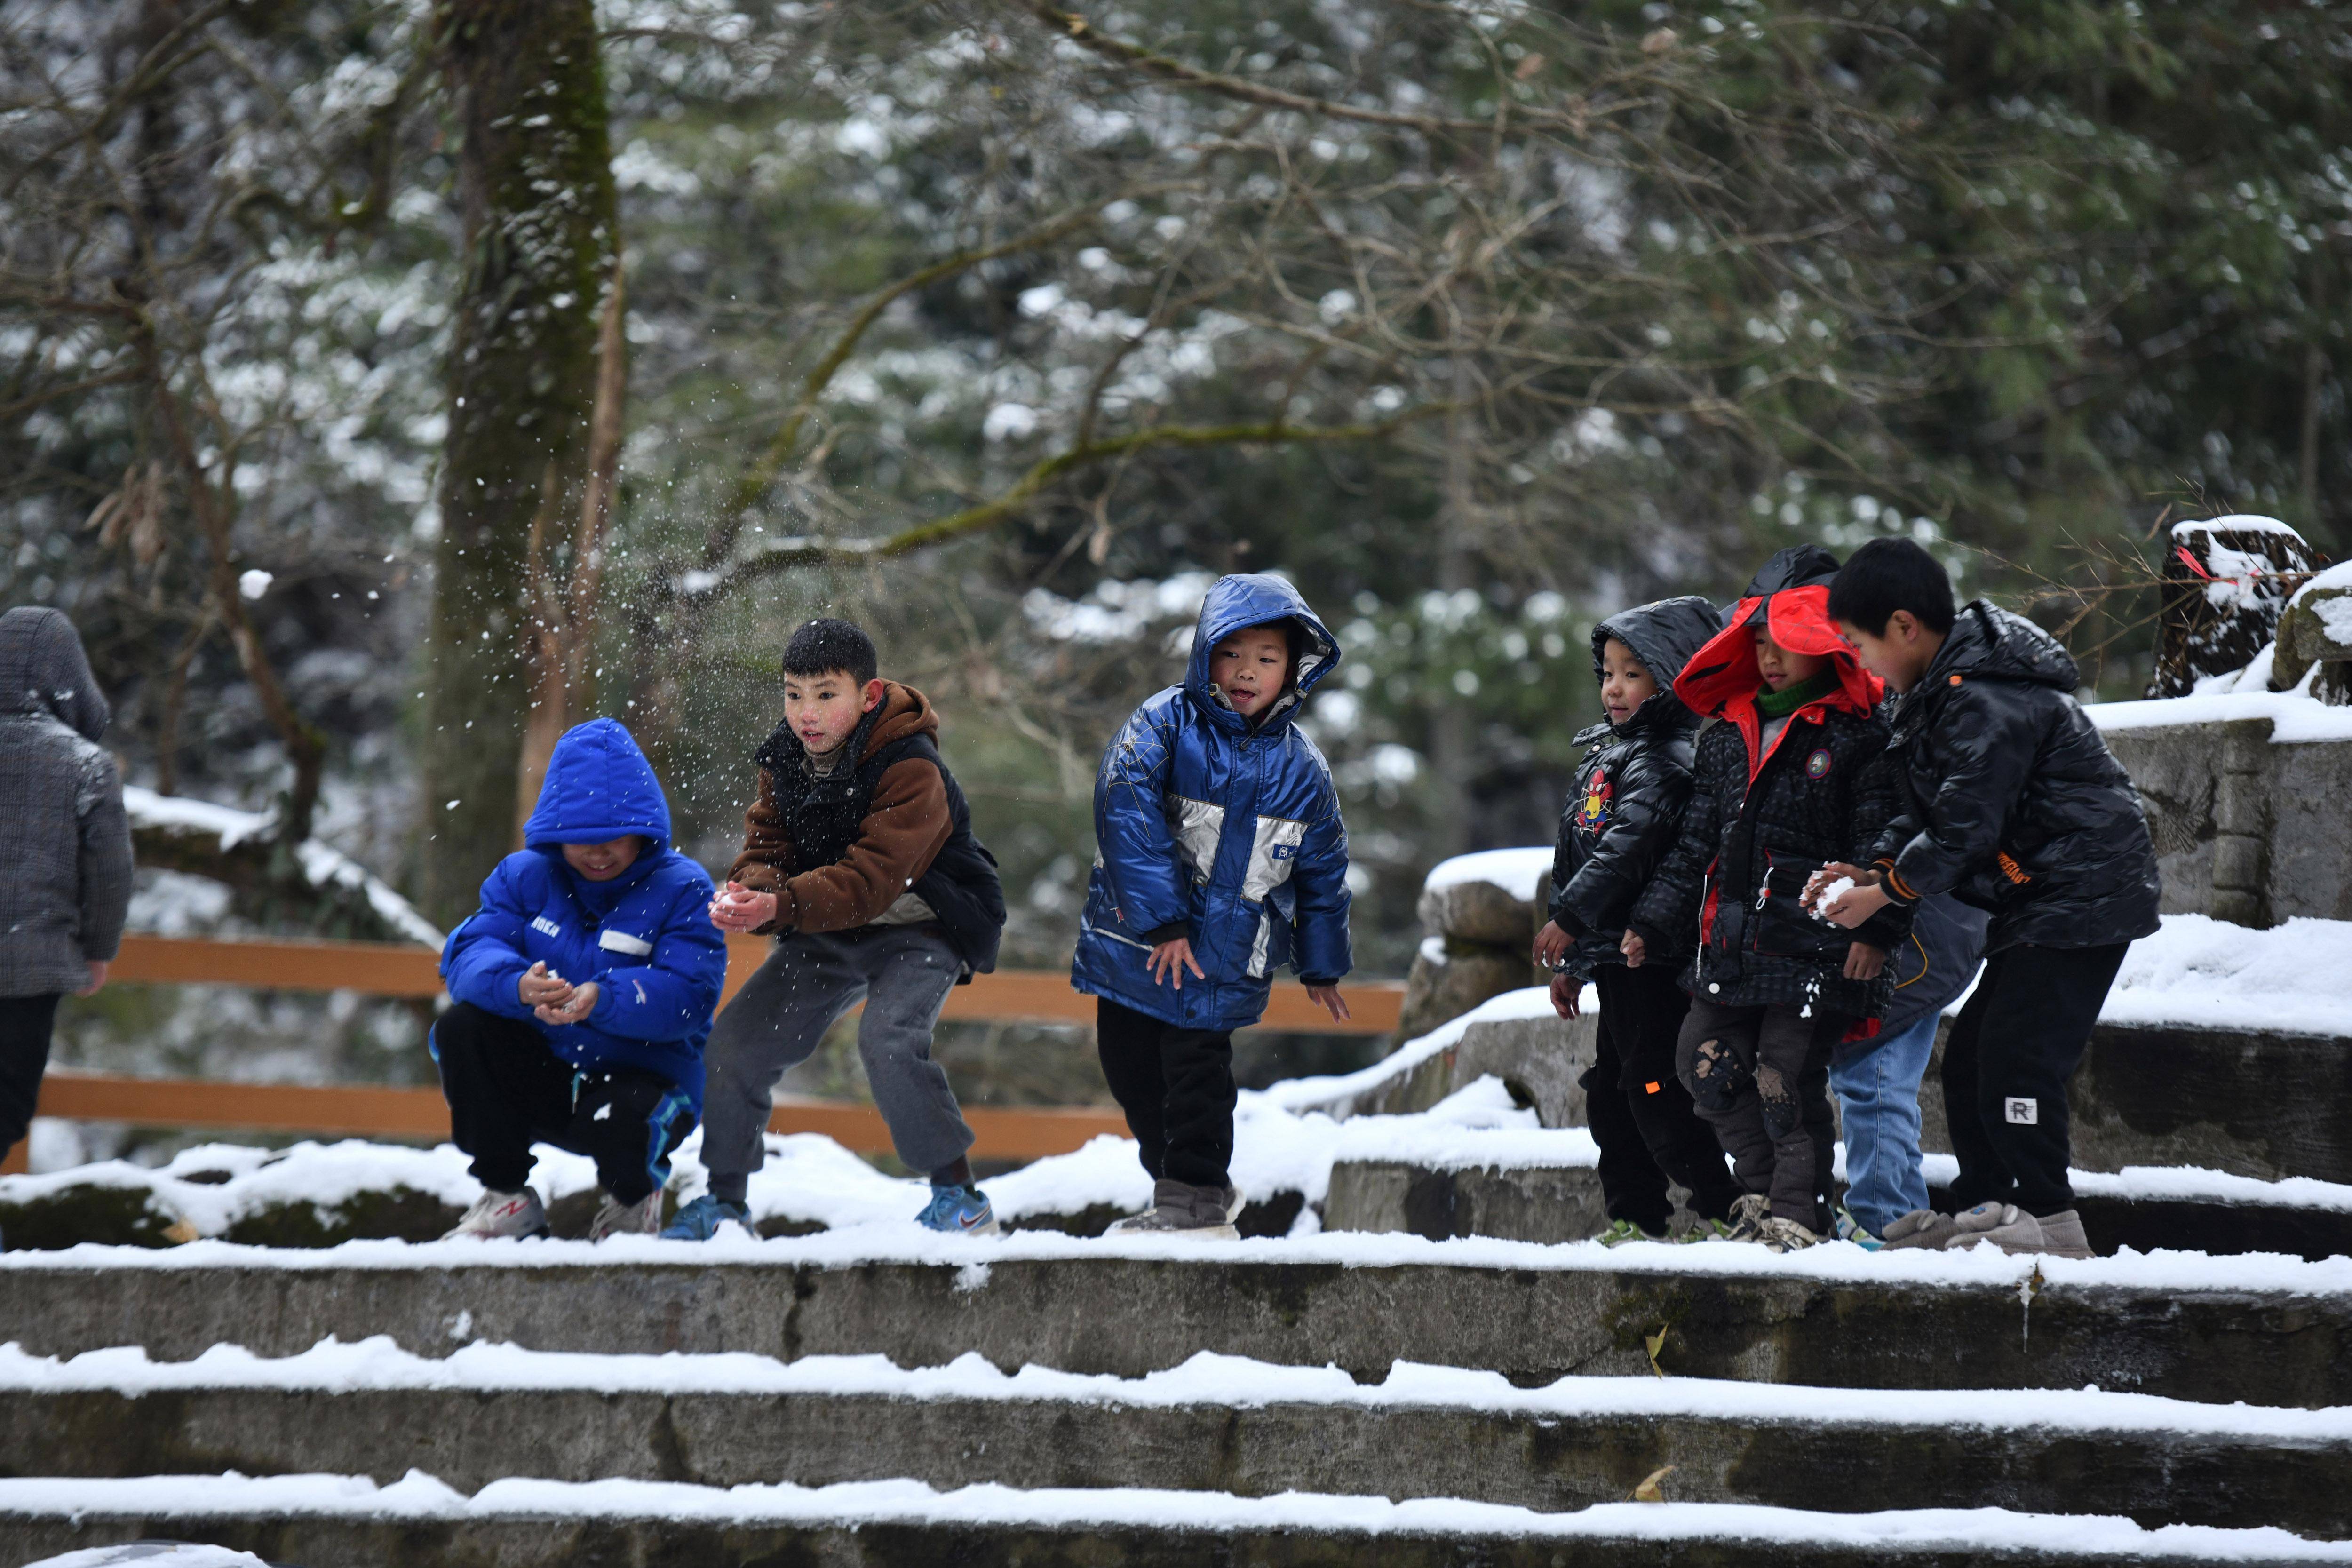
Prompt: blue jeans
<box><xmin>1828</xmin><ymin>1011</ymin><xmax>1940</xmax><ymax>1238</ymax></box>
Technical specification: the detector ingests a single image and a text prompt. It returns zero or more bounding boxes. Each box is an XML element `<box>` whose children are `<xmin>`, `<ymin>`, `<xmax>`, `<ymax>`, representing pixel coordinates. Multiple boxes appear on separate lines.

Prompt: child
<box><xmin>436</xmin><ymin>719</ymin><xmax>728</xmax><ymax>1240</ymax></box>
<box><xmin>1815</xmin><ymin>537</ymin><xmax>2160</xmax><ymax>1259</ymax></box>
<box><xmin>0</xmin><ymin>609</ymin><xmax>131</xmax><ymax>1174</ymax></box>
<box><xmin>1073</xmin><ymin>573</ymin><xmax>1352</xmax><ymax>1238</ymax></box>
<box><xmin>1827</xmin><ymin>890</ymin><xmax>1986</xmax><ymax>1245</ymax></box>
<box><xmin>1532</xmin><ymin>596</ymin><xmax>1742</xmax><ymax>1243</ymax></box>
<box><xmin>1624</xmin><ymin>546</ymin><xmax>1910</xmax><ymax>1251</ymax></box>
<box><xmin>673</xmin><ymin>618</ymin><xmax>1008</xmax><ymax>1239</ymax></box>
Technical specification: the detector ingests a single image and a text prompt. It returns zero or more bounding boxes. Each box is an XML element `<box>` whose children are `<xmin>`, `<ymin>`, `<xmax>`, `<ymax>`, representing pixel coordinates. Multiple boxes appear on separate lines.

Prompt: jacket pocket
<box><xmin>1748</xmin><ymin>854</ymin><xmax>1850</xmax><ymax>962</ymax></box>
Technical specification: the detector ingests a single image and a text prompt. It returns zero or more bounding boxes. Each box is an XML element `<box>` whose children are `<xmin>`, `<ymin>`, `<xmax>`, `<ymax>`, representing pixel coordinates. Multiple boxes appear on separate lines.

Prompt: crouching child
<box><xmin>1816</xmin><ymin>538</ymin><xmax>2160</xmax><ymax>1259</ymax></box>
<box><xmin>1074</xmin><ymin>573</ymin><xmax>1352</xmax><ymax>1239</ymax></box>
<box><xmin>1532</xmin><ymin>596</ymin><xmax>1742</xmax><ymax>1243</ymax></box>
<box><xmin>436</xmin><ymin>719</ymin><xmax>729</xmax><ymax>1240</ymax></box>
<box><xmin>673</xmin><ymin>618</ymin><xmax>1008</xmax><ymax>1240</ymax></box>
<box><xmin>1625</xmin><ymin>546</ymin><xmax>1911</xmax><ymax>1251</ymax></box>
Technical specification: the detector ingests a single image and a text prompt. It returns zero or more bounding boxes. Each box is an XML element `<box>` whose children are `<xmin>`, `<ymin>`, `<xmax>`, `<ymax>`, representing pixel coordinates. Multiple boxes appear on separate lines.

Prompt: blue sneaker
<box><xmin>660</xmin><ymin>1193</ymin><xmax>751</xmax><ymax>1240</ymax></box>
<box><xmin>917</xmin><ymin>1184</ymin><xmax>1000</xmax><ymax>1237</ymax></box>
<box><xmin>1834</xmin><ymin>1207</ymin><xmax>1884</xmax><ymax>1251</ymax></box>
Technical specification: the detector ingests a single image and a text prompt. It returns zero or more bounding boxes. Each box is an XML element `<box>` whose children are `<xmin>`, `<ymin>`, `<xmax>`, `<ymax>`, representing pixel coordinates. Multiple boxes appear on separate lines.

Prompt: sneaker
<box><xmin>1721</xmin><ymin>1193</ymin><xmax>1772</xmax><ymax>1244</ymax></box>
<box><xmin>1221</xmin><ymin>1186</ymin><xmax>1247</xmax><ymax>1224</ymax></box>
<box><xmin>1105</xmin><ymin>1178</ymin><xmax>1240</xmax><ymax>1240</ymax></box>
<box><xmin>590</xmin><ymin>1189</ymin><xmax>664</xmax><ymax>1241</ymax></box>
<box><xmin>1756</xmin><ymin>1215</ymin><xmax>1822</xmax><ymax>1253</ymax></box>
<box><xmin>1592</xmin><ymin>1218</ymin><xmax>1667</xmax><ymax>1247</ymax></box>
<box><xmin>1834</xmin><ymin>1207</ymin><xmax>1883</xmax><ymax>1251</ymax></box>
<box><xmin>1942</xmin><ymin>1201</ymin><xmax>2042</xmax><ymax>1254</ymax></box>
<box><xmin>917</xmin><ymin>1183</ymin><xmax>1001</xmax><ymax>1237</ymax></box>
<box><xmin>1677</xmin><ymin>1216</ymin><xmax>1739</xmax><ymax>1243</ymax></box>
<box><xmin>2033</xmin><ymin>1208</ymin><xmax>2096</xmax><ymax>1260</ymax></box>
<box><xmin>441</xmin><ymin>1187</ymin><xmax>548</xmax><ymax>1241</ymax></box>
<box><xmin>1882</xmin><ymin>1208</ymin><xmax>1959</xmax><ymax>1250</ymax></box>
<box><xmin>660</xmin><ymin>1193</ymin><xmax>751</xmax><ymax>1241</ymax></box>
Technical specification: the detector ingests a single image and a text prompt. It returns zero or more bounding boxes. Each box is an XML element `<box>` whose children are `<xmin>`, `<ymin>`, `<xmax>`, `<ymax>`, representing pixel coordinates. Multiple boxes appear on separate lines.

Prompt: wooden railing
<box><xmin>7</xmin><ymin>934</ymin><xmax>1405</xmax><ymax>1171</ymax></box>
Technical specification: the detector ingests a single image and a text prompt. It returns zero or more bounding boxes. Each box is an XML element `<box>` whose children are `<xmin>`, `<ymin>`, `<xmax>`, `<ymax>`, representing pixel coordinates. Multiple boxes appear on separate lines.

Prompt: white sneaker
<box><xmin>590</xmin><ymin>1189</ymin><xmax>664</xmax><ymax>1240</ymax></box>
<box><xmin>442</xmin><ymin>1187</ymin><xmax>548</xmax><ymax>1241</ymax></box>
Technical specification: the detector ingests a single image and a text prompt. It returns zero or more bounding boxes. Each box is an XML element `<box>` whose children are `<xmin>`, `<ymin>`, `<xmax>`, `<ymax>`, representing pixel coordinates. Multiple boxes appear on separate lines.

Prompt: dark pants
<box><xmin>0</xmin><ymin>994</ymin><xmax>60</xmax><ymax>1155</ymax></box>
<box><xmin>1677</xmin><ymin>997</ymin><xmax>1845</xmax><ymax>1231</ymax></box>
<box><xmin>1942</xmin><ymin>940</ymin><xmax>2130</xmax><ymax>1218</ymax></box>
<box><xmin>430</xmin><ymin>1003</ymin><xmax>694</xmax><ymax>1205</ymax></box>
<box><xmin>1096</xmin><ymin>996</ymin><xmax>1236</xmax><ymax>1189</ymax></box>
<box><xmin>1586</xmin><ymin>965</ymin><xmax>1740</xmax><ymax>1234</ymax></box>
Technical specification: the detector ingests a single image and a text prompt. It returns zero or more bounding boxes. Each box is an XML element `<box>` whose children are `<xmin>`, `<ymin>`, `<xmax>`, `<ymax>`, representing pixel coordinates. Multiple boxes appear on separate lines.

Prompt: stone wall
<box><xmin>2101</xmin><ymin>716</ymin><xmax>2352</xmax><ymax>925</ymax></box>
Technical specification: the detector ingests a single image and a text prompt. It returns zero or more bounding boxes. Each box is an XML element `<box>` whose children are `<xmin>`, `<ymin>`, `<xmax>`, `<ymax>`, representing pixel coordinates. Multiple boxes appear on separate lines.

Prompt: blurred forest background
<box><xmin>2</xmin><ymin>0</ymin><xmax>2348</xmax><ymax>1143</ymax></box>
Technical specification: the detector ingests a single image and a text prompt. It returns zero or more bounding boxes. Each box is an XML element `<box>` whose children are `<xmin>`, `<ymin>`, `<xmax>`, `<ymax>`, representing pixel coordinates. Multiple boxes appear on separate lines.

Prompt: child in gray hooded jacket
<box><xmin>0</xmin><ymin>608</ymin><xmax>132</xmax><ymax>1167</ymax></box>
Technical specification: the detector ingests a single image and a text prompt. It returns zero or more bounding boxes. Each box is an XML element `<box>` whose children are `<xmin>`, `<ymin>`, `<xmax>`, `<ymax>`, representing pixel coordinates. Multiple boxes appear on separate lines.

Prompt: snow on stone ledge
<box><xmin>2102</xmin><ymin>914</ymin><xmax>2352</xmax><ymax>1038</ymax></box>
<box><xmin>2085</xmin><ymin>680</ymin><xmax>2352</xmax><ymax>744</ymax></box>
<box><xmin>1421</xmin><ymin>846</ymin><xmax>1554</xmax><ymax>896</ymax></box>
<box><xmin>122</xmin><ymin>786</ymin><xmax>444</xmax><ymax>947</ymax></box>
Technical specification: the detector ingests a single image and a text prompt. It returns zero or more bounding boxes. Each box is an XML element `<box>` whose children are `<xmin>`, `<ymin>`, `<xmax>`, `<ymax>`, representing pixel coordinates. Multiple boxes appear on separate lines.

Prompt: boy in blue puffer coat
<box><xmin>1073</xmin><ymin>573</ymin><xmax>1353</xmax><ymax>1238</ymax></box>
<box><xmin>434</xmin><ymin>719</ymin><xmax>728</xmax><ymax>1241</ymax></box>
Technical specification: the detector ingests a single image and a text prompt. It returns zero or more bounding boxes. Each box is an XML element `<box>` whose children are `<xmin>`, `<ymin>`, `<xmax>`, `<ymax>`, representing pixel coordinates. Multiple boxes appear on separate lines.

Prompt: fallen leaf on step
<box><xmin>1645</xmin><ymin>1324</ymin><xmax>1669</xmax><ymax>1377</ymax></box>
<box><xmin>1633</xmin><ymin>1465</ymin><xmax>1677</xmax><ymax>1502</ymax></box>
<box><xmin>161</xmin><ymin>1217</ymin><xmax>201</xmax><ymax>1245</ymax></box>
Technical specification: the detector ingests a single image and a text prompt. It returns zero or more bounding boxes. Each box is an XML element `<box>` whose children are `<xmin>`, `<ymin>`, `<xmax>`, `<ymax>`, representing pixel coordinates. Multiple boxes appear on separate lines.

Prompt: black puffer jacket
<box><xmin>1632</xmin><ymin>708</ymin><xmax>1911</xmax><ymax>1019</ymax></box>
<box><xmin>1869</xmin><ymin>601</ymin><xmax>2161</xmax><ymax>954</ymax></box>
<box><xmin>1546</xmin><ymin>596</ymin><xmax>1721</xmax><ymax>978</ymax></box>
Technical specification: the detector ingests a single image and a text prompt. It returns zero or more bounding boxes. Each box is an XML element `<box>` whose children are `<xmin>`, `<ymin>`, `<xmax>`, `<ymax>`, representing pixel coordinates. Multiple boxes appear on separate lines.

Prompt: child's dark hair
<box><xmin>780</xmin><ymin>617</ymin><xmax>878</xmax><ymax>685</ymax></box>
<box><xmin>1828</xmin><ymin>538</ymin><xmax>1956</xmax><ymax>636</ymax></box>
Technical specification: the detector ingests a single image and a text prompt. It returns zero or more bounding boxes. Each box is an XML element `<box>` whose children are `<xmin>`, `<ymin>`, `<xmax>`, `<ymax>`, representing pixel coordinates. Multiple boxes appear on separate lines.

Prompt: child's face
<box><xmin>782</xmin><ymin>669</ymin><xmax>885</xmax><ymax>754</ymax></box>
<box><xmin>1752</xmin><ymin>627</ymin><xmax>1827</xmax><ymax>692</ymax></box>
<box><xmin>562</xmin><ymin>835</ymin><xmax>644</xmax><ymax>882</ymax></box>
<box><xmin>1598</xmin><ymin>637</ymin><xmax>1659</xmax><ymax>724</ymax></box>
<box><xmin>1209</xmin><ymin>625</ymin><xmax>1291</xmax><ymax>718</ymax></box>
<box><xmin>1836</xmin><ymin>612</ymin><xmax>1937</xmax><ymax>694</ymax></box>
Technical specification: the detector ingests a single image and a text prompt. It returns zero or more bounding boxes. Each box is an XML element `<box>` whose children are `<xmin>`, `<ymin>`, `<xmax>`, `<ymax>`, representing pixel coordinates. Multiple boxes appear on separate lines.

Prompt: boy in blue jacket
<box><xmin>1073</xmin><ymin>573</ymin><xmax>1353</xmax><ymax>1238</ymax></box>
<box><xmin>434</xmin><ymin>719</ymin><xmax>728</xmax><ymax>1241</ymax></box>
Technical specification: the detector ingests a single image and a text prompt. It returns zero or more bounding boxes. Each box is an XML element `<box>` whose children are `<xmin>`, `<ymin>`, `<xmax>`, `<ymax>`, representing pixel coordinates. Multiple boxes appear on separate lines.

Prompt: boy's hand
<box><xmin>1533</xmin><ymin>920</ymin><xmax>1572</xmax><ymax>970</ymax></box>
<box><xmin>1619</xmin><ymin>929</ymin><xmax>1647</xmax><ymax>969</ymax></box>
<box><xmin>709</xmin><ymin>881</ymin><xmax>779</xmax><ymax>932</ymax></box>
<box><xmin>1843</xmin><ymin>943</ymin><xmax>1886</xmax><ymax>981</ymax></box>
<box><xmin>1548</xmin><ymin>971</ymin><xmax>1581</xmax><ymax>1019</ymax></box>
<box><xmin>518</xmin><ymin>961</ymin><xmax>572</xmax><ymax>1008</ymax></box>
<box><xmin>1807</xmin><ymin>862</ymin><xmax>1890</xmax><ymax>929</ymax></box>
<box><xmin>77</xmin><ymin>960</ymin><xmax>108</xmax><ymax>998</ymax></box>
<box><xmin>535</xmin><ymin>979</ymin><xmax>600</xmax><ymax>1026</ymax></box>
<box><xmin>1148</xmin><ymin>937</ymin><xmax>1205</xmax><ymax>990</ymax></box>
<box><xmin>1305</xmin><ymin>983</ymin><xmax>1351</xmax><ymax>1023</ymax></box>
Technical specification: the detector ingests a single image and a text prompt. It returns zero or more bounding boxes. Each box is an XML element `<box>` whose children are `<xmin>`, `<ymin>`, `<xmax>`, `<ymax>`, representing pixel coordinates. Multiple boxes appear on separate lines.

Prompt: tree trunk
<box><xmin>421</xmin><ymin>0</ymin><xmax>619</xmax><ymax>923</ymax></box>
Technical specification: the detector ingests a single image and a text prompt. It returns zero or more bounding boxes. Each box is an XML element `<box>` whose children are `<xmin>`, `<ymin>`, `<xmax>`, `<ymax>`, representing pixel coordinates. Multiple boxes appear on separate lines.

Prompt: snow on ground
<box><xmin>1421</xmin><ymin>845</ymin><xmax>1554</xmax><ymax>897</ymax></box>
<box><xmin>2084</xmin><ymin>681</ymin><xmax>2352</xmax><ymax>744</ymax></box>
<box><xmin>1264</xmin><ymin>984</ymin><xmax>1578</xmax><ymax>1115</ymax></box>
<box><xmin>4</xmin><ymin>1472</ymin><xmax>2347</xmax><ymax>1560</ymax></box>
<box><xmin>15</xmin><ymin>1336</ymin><xmax>2352</xmax><ymax>1441</ymax></box>
<box><xmin>122</xmin><ymin>785</ymin><xmax>443</xmax><ymax>947</ymax></box>
<box><xmin>2099</xmin><ymin>914</ymin><xmax>2352</xmax><ymax>1036</ymax></box>
<box><xmin>27</xmin><ymin>1549</ymin><xmax>270</xmax><ymax>1568</ymax></box>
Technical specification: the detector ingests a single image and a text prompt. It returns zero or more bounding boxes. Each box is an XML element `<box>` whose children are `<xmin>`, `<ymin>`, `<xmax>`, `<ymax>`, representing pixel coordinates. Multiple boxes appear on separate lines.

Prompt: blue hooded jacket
<box><xmin>439</xmin><ymin>719</ymin><xmax>728</xmax><ymax>1115</ymax></box>
<box><xmin>1071</xmin><ymin>573</ymin><xmax>1352</xmax><ymax>1031</ymax></box>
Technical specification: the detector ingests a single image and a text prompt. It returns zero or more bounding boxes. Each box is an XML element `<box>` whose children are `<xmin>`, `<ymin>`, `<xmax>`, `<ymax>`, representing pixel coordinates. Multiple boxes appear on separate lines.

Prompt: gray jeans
<box><xmin>701</xmin><ymin>925</ymin><xmax>974</xmax><ymax>1181</ymax></box>
<box><xmin>1676</xmin><ymin>997</ymin><xmax>1845</xmax><ymax>1231</ymax></box>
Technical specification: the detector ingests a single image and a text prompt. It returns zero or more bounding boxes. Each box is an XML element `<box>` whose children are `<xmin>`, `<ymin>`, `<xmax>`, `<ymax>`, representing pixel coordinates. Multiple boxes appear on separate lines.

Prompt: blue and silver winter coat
<box><xmin>439</xmin><ymin>718</ymin><xmax>729</xmax><ymax>1116</ymax></box>
<box><xmin>1071</xmin><ymin>573</ymin><xmax>1352</xmax><ymax>1031</ymax></box>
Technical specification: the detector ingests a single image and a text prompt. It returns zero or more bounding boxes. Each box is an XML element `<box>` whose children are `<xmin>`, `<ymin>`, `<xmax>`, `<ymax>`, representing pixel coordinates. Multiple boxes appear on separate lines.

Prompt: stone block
<box><xmin>1393</xmin><ymin>946</ymin><xmax>1541</xmax><ymax>1044</ymax></box>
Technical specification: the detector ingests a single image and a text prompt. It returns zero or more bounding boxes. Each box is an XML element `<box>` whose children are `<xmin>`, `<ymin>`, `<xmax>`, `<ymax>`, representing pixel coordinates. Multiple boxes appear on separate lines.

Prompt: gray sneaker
<box><xmin>1882</xmin><ymin>1208</ymin><xmax>1959</xmax><ymax>1250</ymax></box>
<box><xmin>1942</xmin><ymin>1201</ymin><xmax>2043</xmax><ymax>1254</ymax></box>
<box><xmin>442</xmin><ymin>1187</ymin><xmax>548</xmax><ymax>1241</ymax></box>
<box><xmin>1105</xmin><ymin>1178</ymin><xmax>1240</xmax><ymax>1240</ymax></box>
<box><xmin>2034</xmin><ymin>1208</ymin><xmax>2096</xmax><ymax>1260</ymax></box>
<box><xmin>590</xmin><ymin>1189</ymin><xmax>665</xmax><ymax>1241</ymax></box>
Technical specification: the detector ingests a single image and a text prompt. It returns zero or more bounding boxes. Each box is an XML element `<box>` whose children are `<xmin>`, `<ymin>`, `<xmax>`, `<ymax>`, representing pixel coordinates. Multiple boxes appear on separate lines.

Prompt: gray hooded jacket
<box><xmin>0</xmin><ymin>608</ymin><xmax>132</xmax><ymax>996</ymax></box>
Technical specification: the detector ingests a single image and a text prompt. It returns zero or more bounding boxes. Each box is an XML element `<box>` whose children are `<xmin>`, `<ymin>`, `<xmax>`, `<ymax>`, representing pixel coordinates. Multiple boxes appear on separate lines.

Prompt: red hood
<box><xmin>1672</xmin><ymin>584</ymin><xmax>1882</xmax><ymax>777</ymax></box>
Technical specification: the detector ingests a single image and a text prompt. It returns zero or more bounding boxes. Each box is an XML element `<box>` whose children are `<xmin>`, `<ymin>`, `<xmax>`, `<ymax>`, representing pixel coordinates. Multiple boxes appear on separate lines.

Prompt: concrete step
<box><xmin>5</xmin><ymin>1242</ymin><xmax>2349</xmax><ymax>1407</ymax></box>
<box><xmin>10</xmin><ymin>1345</ymin><xmax>2351</xmax><ymax>1536</ymax></box>
<box><xmin>7</xmin><ymin>1475</ymin><xmax>2350</xmax><ymax>1567</ymax></box>
<box><xmin>1287</xmin><ymin>991</ymin><xmax>2352</xmax><ymax>1186</ymax></box>
<box><xmin>1325</xmin><ymin>1145</ymin><xmax>2352</xmax><ymax>1259</ymax></box>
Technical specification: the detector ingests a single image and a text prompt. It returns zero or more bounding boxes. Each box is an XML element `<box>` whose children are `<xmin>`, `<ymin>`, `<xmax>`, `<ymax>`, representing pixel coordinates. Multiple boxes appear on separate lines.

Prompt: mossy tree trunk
<box><xmin>421</xmin><ymin>0</ymin><xmax>619</xmax><ymax>923</ymax></box>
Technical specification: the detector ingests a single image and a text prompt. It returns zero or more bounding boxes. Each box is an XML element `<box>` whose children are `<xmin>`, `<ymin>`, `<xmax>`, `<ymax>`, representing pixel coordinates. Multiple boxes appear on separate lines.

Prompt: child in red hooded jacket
<box><xmin>1623</xmin><ymin>546</ymin><xmax>1912</xmax><ymax>1250</ymax></box>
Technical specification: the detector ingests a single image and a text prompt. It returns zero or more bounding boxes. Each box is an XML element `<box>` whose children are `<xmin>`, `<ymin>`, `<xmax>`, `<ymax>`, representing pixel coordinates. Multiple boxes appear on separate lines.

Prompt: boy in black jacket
<box><xmin>1625</xmin><ymin>547</ymin><xmax>1911</xmax><ymax>1251</ymax></box>
<box><xmin>1815</xmin><ymin>538</ymin><xmax>2160</xmax><ymax>1259</ymax></box>
<box><xmin>1533</xmin><ymin>597</ymin><xmax>1741</xmax><ymax>1243</ymax></box>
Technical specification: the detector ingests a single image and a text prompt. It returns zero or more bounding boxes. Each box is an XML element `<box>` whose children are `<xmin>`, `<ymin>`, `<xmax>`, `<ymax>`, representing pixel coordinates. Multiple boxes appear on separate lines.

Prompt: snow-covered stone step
<box><xmin>11</xmin><ymin>1340</ymin><xmax>2352</xmax><ymax>1537</ymax></box>
<box><xmin>6</xmin><ymin>1473</ymin><xmax>2350</xmax><ymax>1568</ymax></box>
<box><xmin>7</xmin><ymin>1239</ymin><xmax>2352</xmax><ymax>1407</ymax></box>
<box><xmin>1325</xmin><ymin>1137</ymin><xmax>2352</xmax><ymax>1260</ymax></box>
